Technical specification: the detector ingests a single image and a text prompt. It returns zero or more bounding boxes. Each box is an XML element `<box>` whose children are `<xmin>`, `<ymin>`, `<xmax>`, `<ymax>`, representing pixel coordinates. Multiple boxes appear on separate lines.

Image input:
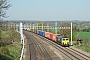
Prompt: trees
<box><xmin>0</xmin><ymin>0</ymin><xmax>11</xmax><ymax>31</ymax></box>
<box><xmin>60</xmin><ymin>22</ymin><xmax>71</xmax><ymax>35</ymax></box>
<box><xmin>0</xmin><ymin>0</ymin><xmax>11</xmax><ymax>42</ymax></box>
<box><xmin>60</xmin><ymin>22</ymin><xmax>76</xmax><ymax>41</ymax></box>
<box><xmin>0</xmin><ymin>0</ymin><xmax>11</xmax><ymax>20</ymax></box>
<box><xmin>0</xmin><ymin>0</ymin><xmax>11</xmax><ymax>39</ymax></box>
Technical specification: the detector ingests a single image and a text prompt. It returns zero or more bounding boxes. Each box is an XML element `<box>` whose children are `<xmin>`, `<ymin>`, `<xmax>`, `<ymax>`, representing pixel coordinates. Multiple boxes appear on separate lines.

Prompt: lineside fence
<box><xmin>15</xmin><ymin>23</ymin><xmax>24</xmax><ymax>60</ymax></box>
<box><xmin>19</xmin><ymin>23</ymin><xmax>24</xmax><ymax>60</ymax></box>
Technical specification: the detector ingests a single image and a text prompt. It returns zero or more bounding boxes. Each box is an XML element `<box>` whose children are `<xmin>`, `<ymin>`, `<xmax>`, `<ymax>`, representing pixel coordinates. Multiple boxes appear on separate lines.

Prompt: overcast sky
<box><xmin>6</xmin><ymin>0</ymin><xmax>90</xmax><ymax>21</ymax></box>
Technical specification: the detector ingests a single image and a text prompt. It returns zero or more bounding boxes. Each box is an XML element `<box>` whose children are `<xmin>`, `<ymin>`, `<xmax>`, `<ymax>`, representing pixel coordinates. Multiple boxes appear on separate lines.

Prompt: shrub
<box><xmin>1</xmin><ymin>47</ymin><xmax>10</xmax><ymax>55</ymax></box>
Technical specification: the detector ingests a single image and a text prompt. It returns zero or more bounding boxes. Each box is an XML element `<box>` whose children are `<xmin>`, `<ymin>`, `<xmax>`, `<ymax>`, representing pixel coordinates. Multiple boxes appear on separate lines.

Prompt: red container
<box><xmin>45</xmin><ymin>32</ymin><xmax>52</xmax><ymax>39</ymax></box>
<box><xmin>51</xmin><ymin>34</ymin><xmax>60</xmax><ymax>42</ymax></box>
<box><xmin>49</xmin><ymin>33</ymin><xmax>53</xmax><ymax>39</ymax></box>
<box><xmin>48</xmin><ymin>33</ymin><xmax>53</xmax><ymax>39</ymax></box>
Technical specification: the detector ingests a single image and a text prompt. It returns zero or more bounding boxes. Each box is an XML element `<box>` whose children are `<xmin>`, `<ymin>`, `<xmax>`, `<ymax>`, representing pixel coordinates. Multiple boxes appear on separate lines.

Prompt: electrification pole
<box><xmin>37</xmin><ymin>23</ymin><xmax>38</xmax><ymax>30</ymax></box>
<box><xmin>20</xmin><ymin>22</ymin><xmax>23</xmax><ymax>44</ymax></box>
<box><xmin>42</xmin><ymin>23</ymin><xmax>43</xmax><ymax>31</ymax></box>
<box><xmin>71</xmin><ymin>22</ymin><xmax>73</xmax><ymax>45</ymax></box>
<box><xmin>47</xmin><ymin>23</ymin><xmax>49</xmax><ymax>32</ymax></box>
<box><xmin>55</xmin><ymin>22</ymin><xmax>57</xmax><ymax>34</ymax></box>
<box><xmin>33</xmin><ymin>24</ymin><xmax>34</xmax><ymax>32</ymax></box>
<box><xmin>30</xmin><ymin>24</ymin><xmax>31</xmax><ymax>30</ymax></box>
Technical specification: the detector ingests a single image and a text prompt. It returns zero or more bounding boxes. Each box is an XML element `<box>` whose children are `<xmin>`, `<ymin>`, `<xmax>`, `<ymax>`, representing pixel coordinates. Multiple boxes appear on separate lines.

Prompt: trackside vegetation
<box><xmin>73</xmin><ymin>32</ymin><xmax>90</xmax><ymax>53</ymax></box>
<box><xmin>0</xmin><ymin>42</ymin><xmax>22</xmax><ymax>60</ymax></box>
<box><xmin>0</xmin><ymin>30</ymin><xmax>22</xmax><ymax>60</ymax></box>
<box><xmin>74</xmin><ymin>45</ymin><xmax>90</xmax><ymax>53</ymax></box>
<box><xmin>76</xmin><ymin>32</ymin><xmax>90</xmax><ymax>43</ymax></box>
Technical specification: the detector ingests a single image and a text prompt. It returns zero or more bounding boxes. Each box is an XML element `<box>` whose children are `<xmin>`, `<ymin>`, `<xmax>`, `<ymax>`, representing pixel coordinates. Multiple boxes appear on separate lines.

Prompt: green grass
<box><xmin>74</xmin><ymin>45</ymin><xmax>90</xmax><ymax>53</ymax></box>
<box><xmin>76</xmin><ymin>32</ymin><xmax>90</xmax><ymax>39</ymax></box>
<box><xmin>0</xmin><ymin>29</ymin><xmax>22</xmax><ymax>60</ymax></box>
<box><xmin>74</xmin><ymin>32</ymin><xmax>90</xmax><ymax>53</ymax></box>
<box><xmin>1</xmin><ymin>30</ymin><xmax>15</xmax><ymax>38</ymax></box>
<box><xmin>76</xmin><ymin>32</ymin><xmax>90</xmax><ymax>43</ymax></box>
<box><xmin>0</xmin><ymin>42</ymin><xmax>22</xmax><ymax>60</ymax></box>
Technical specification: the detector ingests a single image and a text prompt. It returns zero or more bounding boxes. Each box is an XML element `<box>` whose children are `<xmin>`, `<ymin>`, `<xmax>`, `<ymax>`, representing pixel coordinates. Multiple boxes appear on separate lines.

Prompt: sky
<box><xmin>5</xmin><ymin>0</ymin><xmax>90</xmax><ymax>21</ymax></box>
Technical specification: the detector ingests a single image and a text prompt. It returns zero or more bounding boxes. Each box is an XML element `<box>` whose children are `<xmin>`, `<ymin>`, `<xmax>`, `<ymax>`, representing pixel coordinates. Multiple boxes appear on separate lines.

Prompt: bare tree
<box><xmin>0</xmin><ymin>0</ymin><xmax>11</xmax><ymax>39</ymax></box>
<box><xmin>60</xmin><ymin>22</ymin><xmax>76</xmax><ymax>41</ymax></box>
<box><xmin>0</xmin><ymin>0</ymin><xmax>11</xmax><ymax>21</ymax></box>
<box><xmin>60</xmin><ymin>22</ymin><xmax>71</xmax><ymax>35</ymax></box>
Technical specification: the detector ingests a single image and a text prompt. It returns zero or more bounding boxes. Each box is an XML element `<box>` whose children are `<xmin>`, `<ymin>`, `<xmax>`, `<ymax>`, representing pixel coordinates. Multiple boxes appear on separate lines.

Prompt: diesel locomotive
<box><xmin>56</xmin><ymin>35</ymin><xmax>69</xmax><ymax>46</ymax></box>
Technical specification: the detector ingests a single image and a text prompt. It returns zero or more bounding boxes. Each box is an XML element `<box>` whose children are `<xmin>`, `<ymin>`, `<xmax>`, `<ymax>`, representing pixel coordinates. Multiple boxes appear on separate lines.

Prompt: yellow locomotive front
<box><xmin>62</xmin><ymin>38</ymin><xmax>69</xmax><ymax>46</ymax></box>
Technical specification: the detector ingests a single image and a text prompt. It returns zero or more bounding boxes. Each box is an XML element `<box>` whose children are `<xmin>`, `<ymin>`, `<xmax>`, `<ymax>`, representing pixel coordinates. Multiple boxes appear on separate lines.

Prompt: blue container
<box><xmin>42</xmin><ymin>31</ymin><xmax>45</xmax><ymax>37</ymax></box>
<box><xmin>39</xmin><ymin>31</ymin><xmax>45</xmax><ymax>36</ymax></box>
<box><xmin>39</xmin><ymin>31</ymin><xmax>42</xmax><ymax>35</ymax></box>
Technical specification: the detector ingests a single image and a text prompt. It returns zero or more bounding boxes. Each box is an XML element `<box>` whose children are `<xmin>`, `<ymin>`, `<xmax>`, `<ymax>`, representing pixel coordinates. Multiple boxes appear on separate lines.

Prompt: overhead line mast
<box><xmin>71</xmin><ymin>22</ymin><xmax>73</xmax><ymax>45</ymax></box>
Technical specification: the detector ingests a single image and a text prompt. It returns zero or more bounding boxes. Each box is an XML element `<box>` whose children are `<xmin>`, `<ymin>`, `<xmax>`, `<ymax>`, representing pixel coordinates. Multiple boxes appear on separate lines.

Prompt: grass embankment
<box><xmin>74</xmin><ymin>45</ymin><xmax>90</xmax><ymax>53</ymax></box>
<box><xmin>0</xmin><ymin>30</ymin><xmax>22</xmax><ymax>60</ymax></box>
<box><xmin>0</xmin><ymin>42</ymin><xmax>22</xmax><ymax>60</ymax></box>
<box><xmin>74</xmin><ymin>32</ymin><xmax>90</xmax><ymax>53</ymax></box>
<box><xmin>76</xmin><ymin>32</ymin><xmax>90</xmax><ymax>42</ymax></box>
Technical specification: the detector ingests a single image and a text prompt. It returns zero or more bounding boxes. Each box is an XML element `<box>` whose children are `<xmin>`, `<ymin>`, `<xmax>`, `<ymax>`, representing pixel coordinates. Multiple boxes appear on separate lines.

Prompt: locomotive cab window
<box><xmin>63</xmin><ymin>39</ymin><xmax>65</xmax><ymax>41</ymax></box>
<box><xmin>58</xmin><ymin>38</ymin><xmax>60</xmax><ymax>41</ymax></box>
<box><xmin>66</xmin><ymin>38</ymin><xmax>68</xmax><ymax>40</ymax></box>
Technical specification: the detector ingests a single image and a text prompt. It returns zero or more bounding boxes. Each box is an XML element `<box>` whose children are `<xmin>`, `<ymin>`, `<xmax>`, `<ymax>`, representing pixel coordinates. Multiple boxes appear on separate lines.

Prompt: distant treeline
<box><xmin>76</xmin><ymin>28</ymin><xmax>90</xmax><ymax>32</ymax></box>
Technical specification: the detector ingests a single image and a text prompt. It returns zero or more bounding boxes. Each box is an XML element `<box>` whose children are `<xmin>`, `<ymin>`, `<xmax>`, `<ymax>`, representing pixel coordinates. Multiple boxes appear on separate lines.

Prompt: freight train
<box><xmin>26</xmin><ymin>28</ymin><xmax>69</xmax><ymax>47</ymax></box>
<box><xmin>36</xmin><ymin>30</ymin><xmax>69</xmax><ymax>47</ymax></box>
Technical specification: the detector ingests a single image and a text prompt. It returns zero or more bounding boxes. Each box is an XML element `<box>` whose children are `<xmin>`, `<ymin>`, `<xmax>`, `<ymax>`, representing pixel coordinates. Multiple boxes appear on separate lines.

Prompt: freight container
<box><xmin>36</xmin><ymin>30</ymin><xmax>41</xmax><ymax>34</ymax></box>
<box><xmin>50</xmin><ymin>33</ymin><xmax>53</xmax><ymax>40</ymax></box>
<box><xmin>38</xmin><ymin>30</ymin><xmax>41</xmax><ymax>35</ymax></box>
<box><xmin>36</xmin><ymin>30</ymin><xmax>38</xmax><ymax>34</ymax></box>
<box><xmin>27</xmin><ymin>27</ymin><xmax>30</xmax><ymax>31</ymax></box>
<box><xmin>45</xmin><ymin>32</ymin><xmax>49</xmax><ymax>38</ymax></box>
<box><xmin>42</xmin><ymin>31</ymin><xmax>45</xmax><ymax>37</ymax></box>
<box><xmin>45</xmin><ymin>32</ymin><xmax>52</xmax><ymax>39</ymax></box>
<box><xmin>51</xmin><ymin>34</ymin><xmax>60</xmax><ymax>42</ymax></box>
<box><xmin>38</xmin><ymin>31</ymin><xmax>45</xmax><ymax>36</ymax></box>
<box><xmin>39</xmin><ymin>31</ymin><xmax>42</xmax><ymax>35</ymax></box>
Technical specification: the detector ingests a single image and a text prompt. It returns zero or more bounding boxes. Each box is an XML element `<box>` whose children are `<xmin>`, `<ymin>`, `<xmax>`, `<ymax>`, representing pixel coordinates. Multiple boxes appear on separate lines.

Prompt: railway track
<box><xmin>24</xmin><ymin>31</ymin><xmax>61</xmax><ymax>60</ymax></box>
<box><xmin>69</xmin><ymin>47</ymin><xmax>90</xmax><ymax>58</ymax></box>
<box><xmin>32</xmin><ymin>32</ymin><xmax>90</xmax><ymax>60</ymax></box>
<box><xmin>65</xmin><ymin>47</ymin><xmax>90</xmax><ymax>60</ymax></box>
<box><xmin>24</xmin><ymin>31</ymin><xmax>37</xmax><ymax>60</ymax></box>
<box><xmin>30</xmin><ymin>33</ymin><xmax>52</xmax><ymax>60</ymax></box>
<box><xmin>31</xmin><ymin>33</ymin><xmax>70</xmax><ymax>60</ymax></box>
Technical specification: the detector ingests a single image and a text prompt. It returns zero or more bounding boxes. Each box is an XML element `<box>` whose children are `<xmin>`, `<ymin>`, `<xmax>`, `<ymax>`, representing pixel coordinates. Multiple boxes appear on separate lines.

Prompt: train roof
<box><xmin>57</xmin><ymin>35</ymin><xmax>68</xmax><ymax>38</ymax></box>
